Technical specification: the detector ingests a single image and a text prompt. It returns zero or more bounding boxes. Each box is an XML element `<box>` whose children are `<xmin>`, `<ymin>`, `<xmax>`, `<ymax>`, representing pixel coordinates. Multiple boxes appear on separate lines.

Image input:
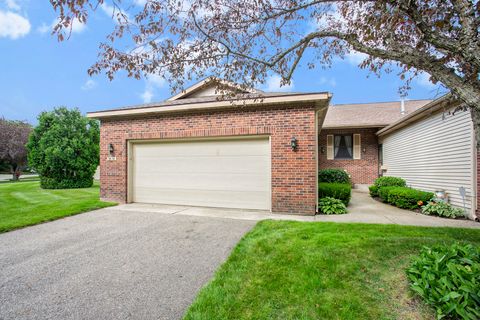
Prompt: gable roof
<box><xmin>322</xmin><ymin>99</ymin><xmax>432</xmax><ymax>129</ymax></box>
<box><xmin>167</xmin><ymin>77</ymin><xmax>263</xmax><ymax>101</ymax></box>
<box><xmin>88</xmin><ymin>91</ymin><xmax>331</xmax><ymax>119</ymax></box>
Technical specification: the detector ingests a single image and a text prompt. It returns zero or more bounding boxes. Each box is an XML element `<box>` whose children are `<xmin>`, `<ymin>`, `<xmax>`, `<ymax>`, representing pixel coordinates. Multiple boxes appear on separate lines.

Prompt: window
<box><xmin>334</xmin><ymin>134</ymin><xmax>353</xmax><ymax>159</ymax></box>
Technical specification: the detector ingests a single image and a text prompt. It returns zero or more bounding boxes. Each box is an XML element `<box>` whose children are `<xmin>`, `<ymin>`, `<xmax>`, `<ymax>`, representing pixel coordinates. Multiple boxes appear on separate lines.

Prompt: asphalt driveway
<box><xmin>0</xmin><ymin>207</ymin><xmax>255</xmax><ymax>320</ymax></box>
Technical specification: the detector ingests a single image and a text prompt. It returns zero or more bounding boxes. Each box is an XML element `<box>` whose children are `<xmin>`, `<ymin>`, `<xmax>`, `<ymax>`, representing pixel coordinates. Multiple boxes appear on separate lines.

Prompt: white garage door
<box><xmin>131</xmin><ymin>137</ymin><xmax>271</xmax><ymax>210</ymax></box>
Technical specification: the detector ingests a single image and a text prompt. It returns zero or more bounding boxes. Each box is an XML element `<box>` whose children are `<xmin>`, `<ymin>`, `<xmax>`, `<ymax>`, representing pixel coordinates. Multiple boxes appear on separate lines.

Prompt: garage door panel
<box><xmin>136</xmin><ymin>140</ymin><xmax>269</xmax><ymax>157</ymax></box>
<box><xmin>134</xmin><ymin>172</ymin><xmax>269</xmax><ymax>191</ymax></box>
<box><xmin>134</xmin><ymin>156</ymin><xmax>269</xmax><ymax>174</ymax></box>
<box><xmin>132</xmin><ymin>137</ymin><xmax>271</xmax><ymax>210</ymax></box>
<box><xmin>133</xmin><ymin>188</ymin><xmax>270</xmax><ymax>209</ymax></box>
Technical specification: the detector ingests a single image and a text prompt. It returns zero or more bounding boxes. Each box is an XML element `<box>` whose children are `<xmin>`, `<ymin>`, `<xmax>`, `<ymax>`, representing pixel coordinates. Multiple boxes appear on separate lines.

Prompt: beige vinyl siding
<box><xmin>380</xmin><ymin>106</ymin><xmax>475</xmax><ymax>216</ymax></box>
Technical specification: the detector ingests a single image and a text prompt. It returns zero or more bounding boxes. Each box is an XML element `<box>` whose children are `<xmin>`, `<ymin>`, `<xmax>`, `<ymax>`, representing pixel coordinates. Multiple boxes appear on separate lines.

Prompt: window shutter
<box><xmin>326</xmin><ymin>135</ymin><xmax>334</xmax><ymax>160</ymax></box>
<box><xmin>353</xmin><ymin>134</ymin><xmax>361</xmax><ymax>159</ymax></box>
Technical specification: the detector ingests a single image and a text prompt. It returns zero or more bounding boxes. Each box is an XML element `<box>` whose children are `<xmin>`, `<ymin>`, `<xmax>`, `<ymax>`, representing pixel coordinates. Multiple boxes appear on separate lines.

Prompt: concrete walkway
<box><xmin>317</xmin><ymin>190</ymin><xmax>479</xmax><ymax>228</ymax></box>
<box><xmin>0</xmin><ymin>174</ymin><xmax>38</xmax><ymax>181</ymax></box>
<box><xmin>113</xmin><ymin>191</ymin><xmax>480</xmax><ymax>229</ymax></box>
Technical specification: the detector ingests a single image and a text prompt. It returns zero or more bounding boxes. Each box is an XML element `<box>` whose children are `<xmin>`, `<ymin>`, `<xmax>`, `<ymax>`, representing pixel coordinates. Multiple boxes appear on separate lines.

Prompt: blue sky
<box><xmin>0</xmin><ymin>0</ymin><xmax>446</xmax><ymax>124</ymax></box>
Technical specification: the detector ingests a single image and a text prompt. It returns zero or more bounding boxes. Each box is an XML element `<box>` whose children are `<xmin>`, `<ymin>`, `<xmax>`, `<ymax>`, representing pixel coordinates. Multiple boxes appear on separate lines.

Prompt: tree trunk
<box><xmin>11</xmin><ymin>164</ymin><xmax>21</xmax><ymax>181</ymax></box>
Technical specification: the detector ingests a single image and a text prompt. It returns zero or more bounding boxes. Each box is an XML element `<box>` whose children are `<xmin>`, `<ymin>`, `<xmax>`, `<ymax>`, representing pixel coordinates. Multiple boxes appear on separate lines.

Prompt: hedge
<box><xmin>318</xmin><ymin>169</ymin><xmax>350</xmax><ymax>184</ymax></box>
<box><xmin>369</xmin><ymin>185</ymin><xmax>379</xmax><ymax>197</ymax></box>
<box><xmin>378</xmin><ymin>186</ymin><xmax>397</xmax><ymax>202</ymax></box>
<box><xmin>388</xmin><ymin>187</ymin><xmax>433</xmax><ymax>209</ymax></box>
<box><xmin>370</xmin><ymin>176</ymin><xmax>407</xmax><ymax>198</ymax></box>
<box><xmin>374</xmin><ymin>176</ymin><xmax>406</xmax><ymax>188</ymax></box>
<box><xmin>318</xmin><ymin>182</ymin><xmax>352</xmax><ymax>206</ymax></box>
<box><xmin>40</xmin><ymin>177</ymin><xmax>93</xmax><ymax>189</ymax></box>
<box><xmin>379</xmin><ymin>186</ymin><xmax>434</xmax><ymax>210</ymax></box>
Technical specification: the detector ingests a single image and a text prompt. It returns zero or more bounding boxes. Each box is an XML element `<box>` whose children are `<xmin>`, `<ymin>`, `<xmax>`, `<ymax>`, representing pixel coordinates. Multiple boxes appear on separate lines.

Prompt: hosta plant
<box><xmin>318</xmin><ymin>197</ymin><xmax>347</xmax><ymax>215</ymax></box>
<box><xmin>406</xmin><ymin>243</ymin><xmax>480</xmax><ymax>320</ymax></box>
<box><xmin>421</xmin><ymin>201</ymin><xmax>465</xmax><ymax>219</ymax></box>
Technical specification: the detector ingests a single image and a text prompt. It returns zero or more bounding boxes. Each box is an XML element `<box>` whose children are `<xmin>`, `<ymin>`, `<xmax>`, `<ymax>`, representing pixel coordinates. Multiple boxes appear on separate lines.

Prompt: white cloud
<box><xmin>64</xmin><ymin>18</ymin><xmax>86</xmax><ymax>33</ymax></box>
<box><xmin>318</xmin><ymin>76</ymin><xmax>336</xmax><ymax>87</ymax></box>
<box><xmin>147</xmin><ymin>74</ymin><xmax>166</xmax><ymax>88</ymax></box>
<box><xmin>81</xmin><ymin>79</ymin><xmax>97</xmax><ymax>91</ymax></box>
<box><xmin>344</xmin><ymin>50</ymin><xmax>368</xmax><ymax>65</ymax></box>
<box><xmin>140</xmin><ymin>74</ymin><xmax>166</xmax><ymax>103</ymax></box>
<box><xmin>262</xmin><ymin>75</ymin><xmax>294</xmax><ymax>92</ymax></box>
<box><xmin>5</xmin><ymin>0</ymin><xmax>20</xmax><ymax>11</ymax></box>
<box><xmin>38</xmin><ymin>18</ymin><xmax>86</xmax><ymax>35</ymax></box>
<box><xmin>141</xmin><ymin>89</ymin><xmax>154</xmax><ymax>103</ymax></box>
<box><xmin>133</xmin><ymin>0</ymin><xmax>147</xmax><ymax>6</ymax></box>
<box><xmin>100</xmin><ymin>2</ymin><xmax>130</xmax><ymax>24</ymax></box>
<box><xmin>415</xmin><ymin>71</ymin><xmax>436</xmax><ymax>88</ymax></box>
<box><xmin>0</xmin><ymin>10</ymin><xmax>30</xmax><ymax>39</ymax></box>
<box><xmin>37</xmin><ymin>22</ymin><xmax>50</xmax><ymax>34</ymax></box>
<box><xmin>100</xmin><ymin>3</ymin><xmax>116</xmax><ymax>17</ymax></box>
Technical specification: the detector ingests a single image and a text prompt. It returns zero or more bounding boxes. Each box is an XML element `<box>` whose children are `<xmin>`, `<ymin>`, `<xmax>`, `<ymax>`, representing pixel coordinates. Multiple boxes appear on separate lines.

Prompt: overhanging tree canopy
<box><xmin>50</xmin><ymin>0</ymin><xmax>479</xmax><ymax>135</ymax></box>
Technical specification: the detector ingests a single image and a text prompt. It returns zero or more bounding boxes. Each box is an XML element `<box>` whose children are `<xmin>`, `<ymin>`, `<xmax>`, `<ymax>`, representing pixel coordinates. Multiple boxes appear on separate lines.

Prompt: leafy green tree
<box><xmin>27</xmin><ymin>107</ymin><xmax>99</xmax><ymax>189</ymax></box>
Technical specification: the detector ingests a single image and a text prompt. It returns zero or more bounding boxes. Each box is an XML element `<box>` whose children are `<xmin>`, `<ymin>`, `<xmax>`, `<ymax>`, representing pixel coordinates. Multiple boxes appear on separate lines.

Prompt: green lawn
<box><xmin>184</xmin><ymin>221</ymin><xmax>480</xmax><ymax>320</ymax></box>
<box><xmin>0</xmin><ymin>179</ymin><xmax>116</xmax><ymax>233</ymax></box>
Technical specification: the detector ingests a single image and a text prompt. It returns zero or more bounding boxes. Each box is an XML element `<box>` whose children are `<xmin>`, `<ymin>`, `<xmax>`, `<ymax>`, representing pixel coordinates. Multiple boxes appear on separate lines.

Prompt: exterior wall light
<box><xmin>108</xmin><ymin>143</ymin><xmax>115</xmax><ymax>156</ymax></box>
<box><xmin>362</xmin><ymin>147</ymin><xmax>367</xmax><ymax>153</ymax></box>
<box><xmin>290</xmin><ymin>136</ymin><xmax>298</xmax><ymax>151</ymax></box>
<box><xmin>320</xmin><ymin>146</ymin><xmax>325</xmax><ymax>154</ymax></box>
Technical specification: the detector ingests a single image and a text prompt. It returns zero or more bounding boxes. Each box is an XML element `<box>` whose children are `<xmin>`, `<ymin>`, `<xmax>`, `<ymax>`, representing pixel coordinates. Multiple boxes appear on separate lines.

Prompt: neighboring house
<box><xmin>319</xmin><ymin>100</ymin><xmax>431</xmax><ymax>185</ymax></box>
<box><xmin>377</xmin><ymin>96</ymin><xmax>477</xmax><ymax>220</ymax></box>
<box><xmin>88</xmin><ymin>78</ymin><xmax>478</xmax><ymax>220</ymax></box>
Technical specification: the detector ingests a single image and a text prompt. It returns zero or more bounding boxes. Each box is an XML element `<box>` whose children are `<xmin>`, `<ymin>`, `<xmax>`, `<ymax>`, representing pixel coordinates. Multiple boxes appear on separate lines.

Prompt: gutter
<box><xmin>87</xmin><ymin>93</ymin><xmax>332</xmax><ymax>119</ymax></box>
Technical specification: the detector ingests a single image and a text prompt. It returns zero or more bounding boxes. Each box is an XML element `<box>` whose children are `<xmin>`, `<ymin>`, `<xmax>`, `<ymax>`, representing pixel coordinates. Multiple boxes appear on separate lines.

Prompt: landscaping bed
<box><xmin>0</xmin><ymin>180</ymin><xmax>116</xmax><ymax>233</ymax></box>
<box><xmin>184</xmin><ymin>221</ymin><xmax>480</xmax><ymax>320</ymax></box>
<box><xmin>369</xmin><ymin>176</ymin><xmax>466</xmax><ymax>219</ymax></box>
<box><xmin>318</xmin><ymin>169</ymin><xmax>351</xmax><ymax>214</ymax></box>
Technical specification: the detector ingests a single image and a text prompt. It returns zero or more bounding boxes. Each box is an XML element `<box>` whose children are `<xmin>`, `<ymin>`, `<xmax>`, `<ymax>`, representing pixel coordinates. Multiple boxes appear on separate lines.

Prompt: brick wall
<box><xmin>99</xmin><ymin>105</ymin><xmax>318</xmax><ymax>214</ymax></box>
<box><xmin>318</xmin><ymin>128</ymin><xmax>379</xmax><ymax>185</ymax></box>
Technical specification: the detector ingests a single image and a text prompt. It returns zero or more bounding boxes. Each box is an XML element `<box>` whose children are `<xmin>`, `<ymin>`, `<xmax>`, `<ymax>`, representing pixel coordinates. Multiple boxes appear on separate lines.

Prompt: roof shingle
<box><xmin>322</xmin><ymin>100</ymin><xmax>432</xmax><ymax>128</ymax></box>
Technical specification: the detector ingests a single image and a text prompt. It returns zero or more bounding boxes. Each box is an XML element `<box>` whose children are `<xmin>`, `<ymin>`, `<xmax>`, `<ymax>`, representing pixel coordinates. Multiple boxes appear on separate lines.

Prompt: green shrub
<box><xmin>318</xmin><ymin>197</ymin><xmax>347</xmax><ymax>214</ymax></box>
<box><xmin>386</xmin><ymin>187</ymin><xmax>433</xmax><ymax>210</ymax></box>
<box><xmin>26</xmin><ymin>107</ymin><xmax>99</xmax><ymax>189</ymax></box>
<box><xmin>318</xmin><ymin>169</ymin><xmax>350</xmax><ymax>184</ymax></box>
<box><xmin>378</xmin><ymin>186</ymin><xmax>396</xmax><ymax>202</ymax></box>
<box><xmin>369</xmin><ymin>185</ymin><xmax>379</xmax><ymax>197</ymax></box>
<box><xmin>318</xmin><ymin>182</ymin><xmax>351</xmax><ymax>205</ymax></box>
<box><xmin>406</xmin><ymin>243</ymin><xmax>480</xmax><ymax>320</ymax></box>
<box><xmin>374</xmin><ymin>176</ymin><xmax>406</xmax><ymax>188</ymax></box>
<box><xmin>421</xmin><ymin>201</ymin><xmax>465</xmax><ymax>219</ymax></box>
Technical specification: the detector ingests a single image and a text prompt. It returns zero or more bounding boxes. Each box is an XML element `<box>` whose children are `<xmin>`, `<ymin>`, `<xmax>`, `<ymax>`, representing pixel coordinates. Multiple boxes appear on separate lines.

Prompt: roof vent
<box><xmin>400</xmin><ymin>99</ymin><xmax>406</xmax><ymax>115</ymax></box>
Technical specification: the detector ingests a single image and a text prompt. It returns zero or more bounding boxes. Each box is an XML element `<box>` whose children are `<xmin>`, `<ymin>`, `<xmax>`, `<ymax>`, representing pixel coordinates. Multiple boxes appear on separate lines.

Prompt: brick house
<box><xmin>88</xmin><ymin>78</ymin><xmax>330</xmax><ymax>215</ymax></box>
<box><xmin>89</xmin><ymin>78</ymin><xmax>478</xmax><ymax>219</ymax></box>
